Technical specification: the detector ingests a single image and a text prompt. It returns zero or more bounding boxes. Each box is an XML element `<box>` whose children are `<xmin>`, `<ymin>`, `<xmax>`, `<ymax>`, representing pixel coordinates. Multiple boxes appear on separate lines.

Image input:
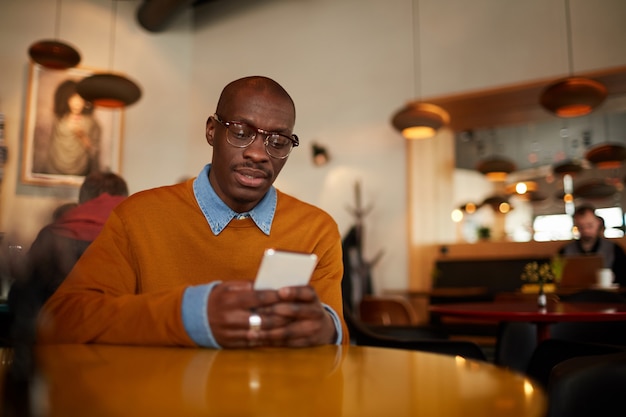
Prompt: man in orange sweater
<box><xmin>37</xmin><ymin>76</ymin><xmax>347</xmax><ymax>348</ymax></box>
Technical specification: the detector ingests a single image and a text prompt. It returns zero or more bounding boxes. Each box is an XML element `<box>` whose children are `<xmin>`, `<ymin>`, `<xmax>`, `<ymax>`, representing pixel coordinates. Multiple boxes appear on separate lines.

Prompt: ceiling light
<box><xmin>28</xmin><ymin>1</ymin><xmax>81</xmax><ymax>69</ymax></box>
<box><xmin>540</xmin><ymin>78</ymin><xmax>607</xmax><ymax>117</ymax></box>
<box><xmin>451</xmin><ymin>209</ymin><xmax>463</xmax><ymax>223</ymax></box>
<box><xmin>482</xmin><ymin>195</ymin><xmax>512</xmax><ymax>213</ymax></box>
<box><xmin>505</xmin><ymin>181</ymin><xmax>538</xmax><ymax>195</ymax></box>
<box><xmin>390</xmin><ymin>0</ymin><xmax>449</xmax><ymax>140</ymax></box>
<box><xmin>29</xmin><ymin>40</ymin><xmax>81</xmax><ymax>70</ymax></box>
<box><xmin>391</xmin><ymin>103</ymin><xmax>450</xmax><ymax>139</ymax></box>
<box><xmin>76</xmin><ymin>0</ymin><xmax>142</xmax><ymax>108</ymax></box>
<box><xmin>585</xmin><ymin>143</ymin><xmax>626</xmax><ymax>169</ymax></box>
<box><xmin>476</xmin><ymin>157</ymin><xmax>517</xmax><ymax>182</ymax></box>
<box><xmin>573</xmin><ymin>179</ymin><xmax>618</xmax><ymax>200</ymax></box>
<box><xmin>539</xmin><ymin>0</ymin><xmax>607</xmax><ymax>118</ymax></box>
<box><xmin>76</xmin><ymin>73</ymin><xmax>142</xmax><ymax>108</ymax></box>
<box><xmin>461</xmin><ymin>202</ymin><xmax>478</xmax><ymax>214</ymax></box>
<box><xmin>552</xmin><ymin>159</ymin><xmax>584</xmax><ymax>176</ymax></box>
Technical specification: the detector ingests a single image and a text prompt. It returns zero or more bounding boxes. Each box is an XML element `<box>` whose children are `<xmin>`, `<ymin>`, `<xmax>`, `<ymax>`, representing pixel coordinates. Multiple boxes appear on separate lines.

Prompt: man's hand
<box><xmin>207</xmin><ymin>282</ymin><xmax>337</xmax><ymax>348</ymax></box>
<box><xmin>254</xmin><ymin>285</ymin><xmax>337</xmax><ymax>347</ymax></box>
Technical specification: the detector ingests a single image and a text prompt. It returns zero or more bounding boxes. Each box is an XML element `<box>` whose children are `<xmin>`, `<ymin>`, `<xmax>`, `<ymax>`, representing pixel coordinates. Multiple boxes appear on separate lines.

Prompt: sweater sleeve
<box><xmin>37</xmin><ymin>210</ymin><xmax>196</xmax><ymax>346</ymax></box>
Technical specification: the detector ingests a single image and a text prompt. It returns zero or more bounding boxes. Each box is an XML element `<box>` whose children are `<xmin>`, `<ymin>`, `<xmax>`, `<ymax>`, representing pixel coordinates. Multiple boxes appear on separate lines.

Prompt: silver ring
<box><xmin>249</xmin><ymin>313</ymin><xmax>262</xmax><ymax>332</ymax></box>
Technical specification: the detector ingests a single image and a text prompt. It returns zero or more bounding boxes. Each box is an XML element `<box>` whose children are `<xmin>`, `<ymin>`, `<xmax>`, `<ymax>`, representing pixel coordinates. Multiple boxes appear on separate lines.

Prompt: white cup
<box><xmin>596</xmin><ymin>268</ymin><xmax>615</xmax><ymax>288</ymax></box>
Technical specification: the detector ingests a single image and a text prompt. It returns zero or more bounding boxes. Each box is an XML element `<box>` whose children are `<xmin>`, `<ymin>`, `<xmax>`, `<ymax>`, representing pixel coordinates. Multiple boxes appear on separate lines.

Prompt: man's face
<box><xmin>574</xmin><ymin>211</ymin><xmax>601</xmax><ymax>243</ymax></box>
<box><xmin>205</xmin><ymin>87</ymin><xmax>295</xmax><ymax>213</ymax></box>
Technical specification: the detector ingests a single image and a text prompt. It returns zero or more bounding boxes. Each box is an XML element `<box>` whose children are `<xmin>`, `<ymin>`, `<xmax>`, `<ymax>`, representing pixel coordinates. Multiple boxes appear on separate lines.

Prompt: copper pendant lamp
<box><xmin>28</xmin><ymin>0</ymin><xmax>81</xmax><ymax>70</ymax></box>
<box><xmin>573</xmin><ymin>179</ymin><xmax>618</xmax><ymax>200</ymax></box>
<box><xmin>539</xmin><ymin>0</ymin><xmax>607</xmax><ymax>118</ymax></box>
<box><xmin>76</xmin><ymin>73</ymin><xmax>142</xmax><ymax>108</ymax></box>
<box><xmin>552</xmin><ymin>159</ymin><xmax>584</xmax><ymax>176</ymax></box>
<box><xmin>476</xmin><ymin>156</ymin><xmax>517</xmax><ymax>182</ymax></box>
<box><xmin>585</xmin><ymin>143</ymin><xmax>626</xmax><ymax>169</ymax></box>
<box><xmin>392</xmin><ymin>103</ymin><xmax>450</xmax><ymax>140</ymax></box>
<box><xmin>76</xmin><ymin>0</ymin><xmax>142</xmax><ymax>108</ymax></box>
<box><xmin>482</xmin><ymin>195</ymin><xmax>512</xmax><ymax>214</ymax></box>
<box><xmin>391</xmin><ymin>0</ymin><xmax>449</xmax><ymax>139</ymax></box>
<box><xmin>540</xmin><ymin>77</ymin><xmax>607</xmax><ymax>118</ymax></box>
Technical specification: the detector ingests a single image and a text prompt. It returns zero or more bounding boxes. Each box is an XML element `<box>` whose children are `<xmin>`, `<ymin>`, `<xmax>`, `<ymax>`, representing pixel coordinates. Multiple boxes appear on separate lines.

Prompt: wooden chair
<box><xmin>358</xmin><ymin>295</ymin><xmax>419</xmax><ymax>326</ymax></box>
<box><xmin>343</xmin><ymin>302</ymin><xmax>487</xmax><ymax>361</ymax></box>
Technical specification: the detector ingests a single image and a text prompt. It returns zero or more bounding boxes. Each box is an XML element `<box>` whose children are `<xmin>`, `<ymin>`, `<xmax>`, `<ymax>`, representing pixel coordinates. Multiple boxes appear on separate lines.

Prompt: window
<box><xmin>533</xmin><ymin>214</ymin><xmax>573</xmax><ymax>241</ymax></box>
<box><xmin>532</xmin><ymin>206</ymin><xmax>625</xmax><ymax>241</ymax></box>
<box><xmin>596</xmin><ymin>207</ymin><xmax>624</xmax><ymax>238</ymax></box>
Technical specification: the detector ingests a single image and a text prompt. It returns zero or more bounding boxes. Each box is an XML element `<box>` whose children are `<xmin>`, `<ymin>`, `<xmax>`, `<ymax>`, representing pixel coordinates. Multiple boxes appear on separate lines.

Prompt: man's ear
<box><xmin>206</xmin><ymin>116</ymin><xmax>215</xmax><ymax>146</ymax></box>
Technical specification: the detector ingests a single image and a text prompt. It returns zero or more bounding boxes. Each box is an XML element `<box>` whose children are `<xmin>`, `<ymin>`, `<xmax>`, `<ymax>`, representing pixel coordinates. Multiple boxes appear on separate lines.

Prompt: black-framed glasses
<box><xmin>213</xmin><ymin>114</ymin><xmax>299</xmax><ymax>159</ymax></box>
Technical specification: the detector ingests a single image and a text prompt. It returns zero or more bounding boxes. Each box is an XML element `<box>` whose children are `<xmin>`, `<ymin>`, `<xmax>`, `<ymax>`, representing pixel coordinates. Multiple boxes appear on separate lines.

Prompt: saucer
<box><xmin>591</xmin><ymin>283</ymin><xmax>619</xmax><ymax>290</ymax></box>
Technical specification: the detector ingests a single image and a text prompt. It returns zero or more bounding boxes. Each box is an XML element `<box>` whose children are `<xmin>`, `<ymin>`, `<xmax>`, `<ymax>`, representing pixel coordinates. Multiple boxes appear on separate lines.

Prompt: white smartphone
<box><xmin>253</xmin><ymin>249</ymin><xmax>318</xmax><ymax>290</ymax></box>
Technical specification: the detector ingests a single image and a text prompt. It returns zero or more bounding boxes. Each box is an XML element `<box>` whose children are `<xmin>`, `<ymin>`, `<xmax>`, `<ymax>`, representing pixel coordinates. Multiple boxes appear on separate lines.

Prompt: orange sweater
<box><xmin>37</xmin><ymin>180</ymin><xmax>347</xmax><ymax>346</ymax></box>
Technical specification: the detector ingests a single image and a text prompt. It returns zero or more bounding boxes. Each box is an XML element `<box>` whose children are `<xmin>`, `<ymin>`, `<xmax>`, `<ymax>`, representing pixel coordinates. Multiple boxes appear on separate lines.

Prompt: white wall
<box><xmin>1</xmin><ymin>0</ymin><xmax>626</xmax><ymax>292</ymax></box>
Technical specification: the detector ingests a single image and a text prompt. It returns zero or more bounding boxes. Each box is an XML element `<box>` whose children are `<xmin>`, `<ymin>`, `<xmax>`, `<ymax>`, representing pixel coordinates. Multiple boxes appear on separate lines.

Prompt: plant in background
<box><xmin>521</xmin><ymin>259</ymin><xmax>560</xmax><ymax>307</ymax></box>
<box><xmin>477</xmin><ymin>226</ymin><xmax>491</xmax><ymax>240</ymax></box>
<box><xmin>521</xmin><ymin>261</ymin><xmax>557</xmax><ymax>286</ymax></box>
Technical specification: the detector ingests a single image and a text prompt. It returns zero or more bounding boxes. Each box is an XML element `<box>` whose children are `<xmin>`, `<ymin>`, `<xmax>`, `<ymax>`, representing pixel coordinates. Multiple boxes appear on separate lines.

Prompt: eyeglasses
<box><xmin>213</xmin><ymin>114</ymin><xmax>299</xmax><ymax>159</ymax></box>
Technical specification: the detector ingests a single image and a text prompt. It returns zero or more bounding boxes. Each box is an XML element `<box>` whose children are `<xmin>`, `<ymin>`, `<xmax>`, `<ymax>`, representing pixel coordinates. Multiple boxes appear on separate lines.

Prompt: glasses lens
<box><xmin>265</xmin><ymin>134</ymin><xmax>293</xmax><ymax>158</ymax></box>
<box><xmin>225</xmin><ymin>122</ymin><xmax>255</xmax><ymax>147</ymax></box>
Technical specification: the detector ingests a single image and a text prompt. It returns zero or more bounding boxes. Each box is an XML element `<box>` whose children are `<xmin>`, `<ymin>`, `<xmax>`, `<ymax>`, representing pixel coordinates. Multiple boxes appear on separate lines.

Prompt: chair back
<box><xmin>547</xmin><ymin>351</ymin><xmax>626</xmax><ymax>417</ymax></box>
<box><xmin>344</xmin><ymin>302</ymin><xmax>487</xmax><ymax>361</ymax></box>
<box><xmin>358</xmin><ymin>296</ymin><xmax>419</xmax><ymax>326</ymax></box>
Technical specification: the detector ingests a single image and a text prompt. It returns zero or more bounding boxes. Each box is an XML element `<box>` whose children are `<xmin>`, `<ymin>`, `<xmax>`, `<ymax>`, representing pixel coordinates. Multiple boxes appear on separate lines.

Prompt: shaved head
<box><xmin>216</xmin><ymin>76</ymin><xmax>295</xmax><ymax>121</ymax></box>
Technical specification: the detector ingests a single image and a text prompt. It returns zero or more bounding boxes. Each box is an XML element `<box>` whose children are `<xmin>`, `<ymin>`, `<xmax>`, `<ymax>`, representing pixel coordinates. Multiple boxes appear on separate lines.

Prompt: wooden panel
<box><xmin>423</xmin><ymin>66</ymin><xmax>626</xmax><ymax>132</ymax></box>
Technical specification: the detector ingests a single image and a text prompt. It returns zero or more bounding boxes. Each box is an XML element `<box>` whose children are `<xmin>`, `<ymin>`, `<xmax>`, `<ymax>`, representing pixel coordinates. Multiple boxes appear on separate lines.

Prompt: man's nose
<box><xmin>243</xmin><ymin>134</ymin><xmax>269</xmax><ymax>159</ymax></box>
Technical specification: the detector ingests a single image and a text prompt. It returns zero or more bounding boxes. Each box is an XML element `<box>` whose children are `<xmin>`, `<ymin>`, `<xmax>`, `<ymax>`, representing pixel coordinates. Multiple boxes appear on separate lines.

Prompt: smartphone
<box><xmin>253</xmin><ymin>249</ymin><xmax>318</xmax><ymax>290</ymax></box>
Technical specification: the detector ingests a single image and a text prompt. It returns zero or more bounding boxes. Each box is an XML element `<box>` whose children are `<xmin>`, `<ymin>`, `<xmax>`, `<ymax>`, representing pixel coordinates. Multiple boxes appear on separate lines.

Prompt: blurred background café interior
<box><xmin>0</xmin><ymin>0</ymin><xmax>625</xmax><ymax>299</ymax></box>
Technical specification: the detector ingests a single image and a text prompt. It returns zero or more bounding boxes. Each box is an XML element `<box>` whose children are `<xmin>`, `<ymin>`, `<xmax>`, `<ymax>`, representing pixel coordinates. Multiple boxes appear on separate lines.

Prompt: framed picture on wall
<box><xmin>21</xmin><ymin>63</ymin><xmax>124</xmax><ymax>187</ymax></box>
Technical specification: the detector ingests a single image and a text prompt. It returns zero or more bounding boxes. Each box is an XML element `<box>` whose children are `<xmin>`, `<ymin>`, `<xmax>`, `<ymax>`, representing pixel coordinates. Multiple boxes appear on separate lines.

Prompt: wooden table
<box><xmin>430</xmin><ymin>301</ymin><xmax>626</xmax><ymax>343</ymax></box>
<box><xmin>0</xmin><ymin>344</ymin><xmax>547</xmax><ymax>417</ymax></box>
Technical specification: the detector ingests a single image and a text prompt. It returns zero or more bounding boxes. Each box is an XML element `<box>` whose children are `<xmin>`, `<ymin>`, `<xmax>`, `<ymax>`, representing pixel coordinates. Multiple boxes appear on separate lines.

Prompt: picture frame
<box><xmin>21</xmin><ymin>63</ymin><xmax>124</xmax><ymax>187</ymax></box>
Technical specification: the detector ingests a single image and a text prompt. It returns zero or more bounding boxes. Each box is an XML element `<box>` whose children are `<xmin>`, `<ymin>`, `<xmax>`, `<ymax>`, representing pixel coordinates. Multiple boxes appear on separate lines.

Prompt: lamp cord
<box><xmin>411</xmin><ymin>0</ymin><xmax>421</xmax><ymax>100</ymax></box>
<box><xmin>109</xmin><ymin>0</ymin><xmax>118</xmax><ymax>70</ymax></box>
<box><xmin>54</xmin><ymin>0</ymin><xmax>62</xmax><ymax>39</ymax></box>
<box><xmin>564</xmin><ymin>0</ymin><xmax>574</xmax><ymax>76</ymax></box>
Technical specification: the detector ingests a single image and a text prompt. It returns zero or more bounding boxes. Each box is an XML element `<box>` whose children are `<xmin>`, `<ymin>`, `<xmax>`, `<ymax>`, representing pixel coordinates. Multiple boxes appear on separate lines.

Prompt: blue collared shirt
<box><xmin>181</xmin><ymin>164</ymin><xmax>343</xmax><ymax>348</ymax></box>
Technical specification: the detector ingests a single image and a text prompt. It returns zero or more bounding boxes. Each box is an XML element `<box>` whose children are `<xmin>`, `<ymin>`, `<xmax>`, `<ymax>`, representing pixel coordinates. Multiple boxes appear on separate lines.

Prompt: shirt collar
<box><xmin>193</xmin><ymin>164</ymin><xmax>276</xmax><ymax>236</ymax></box>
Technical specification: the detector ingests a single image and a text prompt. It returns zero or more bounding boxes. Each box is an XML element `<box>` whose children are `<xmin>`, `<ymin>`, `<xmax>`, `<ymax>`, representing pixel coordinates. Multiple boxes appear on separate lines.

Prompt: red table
<box><xmin>429</xmin><ymin>301</ymin><xmax>626</xmax><ymax>343</ymax></box>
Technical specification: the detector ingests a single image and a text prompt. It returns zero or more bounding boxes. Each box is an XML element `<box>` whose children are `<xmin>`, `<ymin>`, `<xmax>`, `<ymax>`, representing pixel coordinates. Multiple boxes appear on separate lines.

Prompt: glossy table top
<box><xmin>0</xmin><ymin>344</ymin><xmax>547</xmax><ymax>417</ymax></box>
<box><xmin>430</xmin><ymin>301</ymin><xmax>626</xmax><ymax>323</ymax></box>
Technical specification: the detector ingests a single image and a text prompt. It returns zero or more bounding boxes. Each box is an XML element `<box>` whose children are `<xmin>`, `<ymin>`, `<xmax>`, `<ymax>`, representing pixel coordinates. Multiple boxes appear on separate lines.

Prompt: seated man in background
<box><xmin>559</xmin><ymin>203</ymin><xmax>626</xmax><ymax>286</ymax></box>
<box><xmin>37</xmin><ymin>76</ymin><xmax>346</xmax><ymax>349</ymax></box>
<box><xmin>9</xmin><ymin>171</ymin><xmax>128</xmax><ymax>344</ymax></box>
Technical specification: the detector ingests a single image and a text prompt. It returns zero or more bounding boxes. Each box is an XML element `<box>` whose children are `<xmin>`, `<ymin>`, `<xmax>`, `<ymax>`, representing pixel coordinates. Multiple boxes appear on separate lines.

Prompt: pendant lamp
<box><xmin>76</xmin><ymin>1</ymin><xmax>142</xmax><ymax>108</ymax></box>
<box><xmin>573</xmin><ymin>179</ymin><xmax>617</xmax><ymax>200</ymax></box>
<box><xmin>476</xmin><ymin>156</ymin><xmax>517</xmax><ymax>182</ymax></box>
<box><xmin>28</xmin><ymin>0</ymin><xmax>81</xmax><ymax>69</ymax></box>
<box><xmin>482</xmin><ymin>195</ymin><xmax>512</xmax><ymax>214</ymax></box>
<box><xmin>585</xmin><ymin>143</ymin><xmax>626</xmax><ymax>169</ymax></box>
<box><xmin>552</xmin><ymin>159</ymin><xmax>584</xmax><ymax>176</ymax></box>
<box><xmin>540</xmin><ymin>0</ymin><xmax>607</xmax><ymax>117</ymax></box>
<box><xmin>391</xmin><ymin>0</ymin><xmax>449</xmax><ymax>139</ymax></box>
<box><xmin>584</xmin><ymin>116</ymin><xmax>626</xmax><ymax>169</ymax></box>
